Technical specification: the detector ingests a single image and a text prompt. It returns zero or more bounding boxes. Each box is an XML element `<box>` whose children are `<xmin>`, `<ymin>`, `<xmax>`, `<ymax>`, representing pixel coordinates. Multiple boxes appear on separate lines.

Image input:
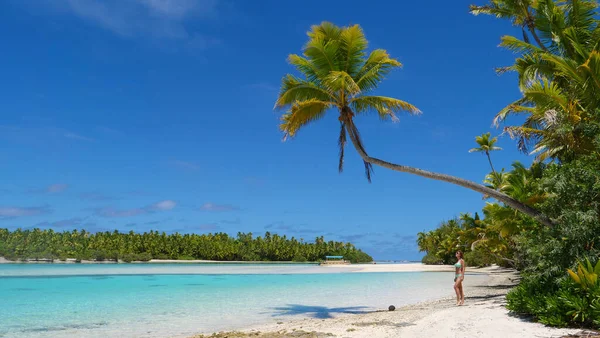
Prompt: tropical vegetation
<box><xmin>0</xmin><ymin>229</ymin><xmax>373</xmax><ymax>263</ymax></box>
<box><xmin>417</xmin><ymin>0</ymin><xmax>600</xmax><ymax>330</ymax></box>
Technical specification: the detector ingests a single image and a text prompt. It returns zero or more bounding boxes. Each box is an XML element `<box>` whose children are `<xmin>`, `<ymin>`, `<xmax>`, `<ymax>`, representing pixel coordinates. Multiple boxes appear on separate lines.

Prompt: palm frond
<box><xmin>500</xmin><ymin>35</ymin><xmax>543</xmax><ymax>54</ymax></box>
<box><xmin>303</xmin><ymin>25</ymin><xmax>340</xmax><ymax>75</ymax></box>
<box><xmin>578</xmin><ymin>50</ymin><xmax>600</xmax><ymax>91</ymax></box>
<box><xmin>494</xmin><ymin>97</ymin><xmax>535</xmax><ymax>127</ymax></box>
<box><xmin>338</xmin><ymin>24</ymin><xmax>368</xmax><ymax>77</ymax></box>
<box><xmin>287</xmin><ymin>54</ymin><xmax>323</xmax><ymax>85</ymax></box>
<box><xmin>274</xmin><ymin>74</ymin><xmax>336</xmax><ymax>109</ymax></box>
<box><xmin>354</xmin><ymin>49</ymin><xmax>402</xmax><ymax>92</ymax></box>
<box><xmin>322</xmin><ymin>71</ymin><xmax>361</xmax><ymax>97</ymax></box>
<box><xmin>279</xmin><ymin>99</ymin><xmax>332</xmax><ymax>140</ymax></box>
<box><xmin>351</xmin><ymin>96</ymin><xmax>420</xmax><ymax>121</ymax></box>
<box><xmin>469</xmin><ymin>3</ymin><xmax>522</xmax><ymax>23</ymax></box>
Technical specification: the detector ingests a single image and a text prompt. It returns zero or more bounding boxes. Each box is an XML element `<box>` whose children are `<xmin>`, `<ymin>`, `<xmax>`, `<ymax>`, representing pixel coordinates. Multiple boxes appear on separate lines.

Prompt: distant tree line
<box><xmin>0</xmin><ymin>228</ymin><xmax>373</xmax><ymax>263</ymax></box>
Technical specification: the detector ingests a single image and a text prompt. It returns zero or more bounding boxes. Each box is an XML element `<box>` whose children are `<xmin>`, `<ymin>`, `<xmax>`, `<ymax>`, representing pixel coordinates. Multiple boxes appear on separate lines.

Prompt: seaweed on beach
<box><xmin>193</xmin><ymin>330</ymin><xmax>334</xmax><ymax>338</ymax></box>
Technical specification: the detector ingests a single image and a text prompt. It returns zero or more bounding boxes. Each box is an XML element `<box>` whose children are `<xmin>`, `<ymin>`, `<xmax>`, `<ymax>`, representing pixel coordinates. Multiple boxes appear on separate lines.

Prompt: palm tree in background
<box><xmin>274</xmin><ymin>22</ymin><xmax>553</xmax><ymax>227</ymax></box>
<box><xmin>469</xmin><ymin>132</ymin><xmax>502</xmax><ymax>177</ymax></box>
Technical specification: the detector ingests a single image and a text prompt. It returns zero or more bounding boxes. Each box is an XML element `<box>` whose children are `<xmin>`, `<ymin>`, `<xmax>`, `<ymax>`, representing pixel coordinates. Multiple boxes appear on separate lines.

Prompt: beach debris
<box><xmin>192</xmin><ymin>330</ymin><xmax>334</xmax><ymax>337</ymax></box>
<box><xmin>388</xmin><ymin>305</ymin><xmax>395</xmax><ymax>311</ymax></box>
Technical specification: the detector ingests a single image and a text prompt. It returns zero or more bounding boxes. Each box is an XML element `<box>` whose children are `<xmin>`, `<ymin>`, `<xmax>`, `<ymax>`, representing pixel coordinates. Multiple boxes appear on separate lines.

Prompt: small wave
<box><xmin>11</xmin><ymin>288</ymin><xmax>37</xmax><ymax>292</ymax></box>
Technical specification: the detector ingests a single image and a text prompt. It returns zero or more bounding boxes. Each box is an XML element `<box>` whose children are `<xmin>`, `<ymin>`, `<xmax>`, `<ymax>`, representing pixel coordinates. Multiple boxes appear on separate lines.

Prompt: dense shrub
<box><xmin>421</xmin><ymin>253</ymin><xmax>443</xmax><ymax>265</ymax></box>
<box><xmin>137</xmin><ymin>252</ymin><xmax>152</xmax><ymax>262</ymax></box>
<box><xmin>507</xmin><ymin>259</ymin><xmax>600</xmax><ymax>329</ymax></box>
<box><xmin>464</xmin><ymin>249</ymin><xmax>495</xmax><ymax>267</ymax></box>
<box><xmin>292</xmin><ymin>255</ymin><xmax>308</xmax><ymax>262</ymax></box>
<box><xmin>91</xmin><ymin>250</ymin><xmax>107</xmax><ymax>261</ymax></box>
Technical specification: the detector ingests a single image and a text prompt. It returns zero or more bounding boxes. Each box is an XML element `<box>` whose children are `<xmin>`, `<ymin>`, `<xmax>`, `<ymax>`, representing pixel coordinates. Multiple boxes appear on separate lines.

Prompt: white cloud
<box><xmin>64</xmin><ymin>132</ymin><xmax>94</xmax><ymax>142</ymax></box>
<box><xmin>139</xmin><ymin>0</ymin><xmax>215</xmax><ymax>19</ymax></box>
<box><xmin>44</xmin><ymin>0</ymin><xmax>219</xmax><ymax>39</ymax></box>
<box><xmin>28</xmin><ymin>183</ymin><xmax>69</xmax><ymax>194</ymax></box>
<box><xmin>36</xmin><ymin>217</ymin><xmax>84</xmax><ymax>228</ymax></box>
<box><xmin>199</xmin><ymin>202</ymin><xmax>239</xmax><ymax>212</ymax></box>
<box><xmin>171</xmin><ymin>160</ymin><xmax>200</xmax><ymax>171</ymax></box>
<box><xmin>95</xmin><ymin>200</ymin><xmax>176</xmax><ymax>217</ymax></box>
<box><xmin>0</xmin><ymin>125</ymin><xmax>94</xmax><ymax>144</ymax></box>
<box><xmin>0</xmin><ymin>206</ymin><xmax>52</xmax><ymax>219</ymax></box>
<box><xmin>79</xmin><ymin>192</ymin><xmax>116</xmax><ymax>201</ymax></box>
<box><xmin>95</xmin><ymin>207</ymin><xmax>146</xmax><ymax>218</ymax></box>
<box><xmin>46</xmin><ymin>183</ymin><xmax>69</xmax><ymax>193</ymax></box>
<box><xmin>150</xmin><ymin>200</ymin><xmax>177</xmax><ymax>211</ymax></box>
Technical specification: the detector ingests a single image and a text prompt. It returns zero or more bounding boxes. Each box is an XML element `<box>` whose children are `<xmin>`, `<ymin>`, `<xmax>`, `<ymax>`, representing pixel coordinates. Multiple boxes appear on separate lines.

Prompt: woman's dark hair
<box><xmin>456</xmin><ymin>250</ymin><xmax>463</xmax><ymax>259</ymax></box>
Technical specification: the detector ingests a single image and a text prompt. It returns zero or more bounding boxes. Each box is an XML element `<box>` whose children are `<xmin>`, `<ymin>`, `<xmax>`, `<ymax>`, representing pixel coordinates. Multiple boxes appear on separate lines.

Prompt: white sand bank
<box><xmin>193</xmin><ymin>266</ymin><xmax>583</xmax><ymax>338</ymax></box>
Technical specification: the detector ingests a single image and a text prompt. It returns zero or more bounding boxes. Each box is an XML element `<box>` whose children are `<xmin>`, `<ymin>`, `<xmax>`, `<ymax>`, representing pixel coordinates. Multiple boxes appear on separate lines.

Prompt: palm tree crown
<box><xmin>274</xmin><ymin>22</ymin><xmax>420</xmax><ymax>180</ymax></box>
<box><xmin>469</xmin><ymin>132</ymin><xmax>503</xmax><ymax>177</ymax></box>
<box><xmin>469</xmin><ymin>132</ymin><xmax>502</xmax><ymax>155</ymax></box>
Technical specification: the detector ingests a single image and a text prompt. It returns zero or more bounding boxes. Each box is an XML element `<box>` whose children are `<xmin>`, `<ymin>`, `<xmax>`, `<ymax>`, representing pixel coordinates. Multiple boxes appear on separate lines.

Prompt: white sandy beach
<box><xmin>193</xmin><ymin>266</ymin><xmax>584</xmax><ymax>338</ymax></box>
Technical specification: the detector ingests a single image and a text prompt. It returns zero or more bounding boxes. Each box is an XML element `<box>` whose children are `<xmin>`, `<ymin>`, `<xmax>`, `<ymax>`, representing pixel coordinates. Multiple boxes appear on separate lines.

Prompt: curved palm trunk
<box><xmin>343</xmin><ymin>116</ymin><xmax>555</xmax><ymax>228</ymax></box>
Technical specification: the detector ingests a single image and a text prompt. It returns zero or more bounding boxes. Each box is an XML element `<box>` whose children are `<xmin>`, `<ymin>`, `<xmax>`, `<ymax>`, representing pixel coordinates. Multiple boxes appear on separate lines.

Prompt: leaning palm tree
<box><xmin>274</xmin><ymin>22</ymin><xmax>553</xmax><ymax>227</ymax></box>
<box><xmin>469</xmin><ymin>132</ymin><xmax>502</xmax><ymax>176</ymax></box>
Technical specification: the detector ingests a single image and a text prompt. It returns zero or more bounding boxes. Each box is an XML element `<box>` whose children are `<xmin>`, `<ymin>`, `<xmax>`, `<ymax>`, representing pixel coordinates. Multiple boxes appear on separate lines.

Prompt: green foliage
<box><xmin>292</xmin><ymin>255</ymin><xmax>308</xmax><ymax>262</ymax></box>
<box><xmin>0</xmin><ymin>229</ymin><xmax>373</xmax><ymax>263</ymax></box>
<box><xmin>506</xmin><ymin>279</ymin><xmax>571</xmax><ymax>327</ymax></box>
<box><xmin>512</xmin><ymin>156</ymin><xmax>600</xmax><ymax>281</ymax></box>
<box><xmin>464</xmin><ymin>249</ymin><xmax>496</xmax><ymax>267</ymax></box>
<box><xmin>507</xmin><ymin>259</ymin><xmax>600</xmax><ymax>329</ymax></box>
<box><xmin>91</xmin><ymin>250</ymin><xmax>108</xmax><ymax>262</ymax></box>
<box><xmin>421</xmin><ymin>253</ymin><xmax>442</xmax><ymax>265</ymax></box>
<box><xmin>121</xmin><ymin>252</ymin><xmax>153</xmax><ymax>263</ymax></box>
<box><xmin>475</xmin><ymin>0</ymin><xmax>600</xmax><ymax>162</ymax></box>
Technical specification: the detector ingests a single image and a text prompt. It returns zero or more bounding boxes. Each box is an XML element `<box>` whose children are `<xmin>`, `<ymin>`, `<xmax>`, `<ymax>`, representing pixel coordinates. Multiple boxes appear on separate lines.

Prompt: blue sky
<box><xmin>0</xmin><ymin>0</ymin><xmax>530</xmax><ymax>260</ymax></box>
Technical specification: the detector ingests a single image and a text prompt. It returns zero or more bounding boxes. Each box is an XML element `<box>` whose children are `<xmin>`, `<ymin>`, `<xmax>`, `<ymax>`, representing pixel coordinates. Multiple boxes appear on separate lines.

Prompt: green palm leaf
<box><xmin>355</xmin><ymin>50</ymin><xmax>402</xmax><ymax>92</ymax></box>
<box><xmin>351</xmin><ymin>96</ymin><xmax>420</xmax><ymax>121</ymax></box>
<box><xmin>280</xmin><ymin>99</ymin><xmax>333</xmax><ymax>140</ymax></box>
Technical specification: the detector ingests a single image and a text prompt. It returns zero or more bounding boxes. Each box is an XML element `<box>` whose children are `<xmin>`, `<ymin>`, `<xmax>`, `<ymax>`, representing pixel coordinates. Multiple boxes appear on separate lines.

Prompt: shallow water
<box><xmin>0</xmin><ymin>264</ymin><xmax>478</xmax><ymax>337</ymax></box>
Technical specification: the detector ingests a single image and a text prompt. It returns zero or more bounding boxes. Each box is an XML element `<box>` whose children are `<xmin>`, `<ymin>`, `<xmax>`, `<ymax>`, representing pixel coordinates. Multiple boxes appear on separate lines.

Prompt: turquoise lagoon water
<box><xmin>0</xmin><ymin>264</ymin><xmax>475</xmax><ymax>338</ymax></box>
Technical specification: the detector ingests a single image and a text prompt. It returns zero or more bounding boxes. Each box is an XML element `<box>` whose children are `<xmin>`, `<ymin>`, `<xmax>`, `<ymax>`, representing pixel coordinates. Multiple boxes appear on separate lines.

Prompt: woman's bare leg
<box><xmin>453</xmin><ymin>281</ymin><xmax>460</xmax><ymax>305</ymax></box>
<box><xmin>458</xmin><ymin>280</ymin><xmax>465</xmax><ymax>305</ymax></box>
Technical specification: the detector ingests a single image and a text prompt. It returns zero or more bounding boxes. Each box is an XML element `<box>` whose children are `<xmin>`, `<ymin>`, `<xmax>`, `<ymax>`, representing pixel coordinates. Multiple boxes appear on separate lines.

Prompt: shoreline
<box><xmin>191</xmin><ymin>266</ymin><xmax>583</xmax><ymax>338</ymax></box>
<box><xmin>0</xmin><ymin>259</ymin><xmax>469</xmax><ymax>277</ymax></box>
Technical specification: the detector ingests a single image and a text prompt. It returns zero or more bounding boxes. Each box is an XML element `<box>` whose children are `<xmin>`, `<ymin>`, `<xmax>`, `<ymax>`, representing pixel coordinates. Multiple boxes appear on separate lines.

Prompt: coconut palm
<box><xmin>469</xmin><ymin>132</ymin><xmax>502</xmax><ymax>176</ymax></box>
<box><xmin>469</xmin><ymin>0</ymin><xmax>548</xmax><ymax>51</ymax></box>
<box><xmin>274</xmin><ymin>22</ymin><xmax>553</xmax><ymax>227</ymax></box>
<box><xmin>477</xmin><ymin>0</ymin><xmax>600</xmax><ymax>162</ymax></box>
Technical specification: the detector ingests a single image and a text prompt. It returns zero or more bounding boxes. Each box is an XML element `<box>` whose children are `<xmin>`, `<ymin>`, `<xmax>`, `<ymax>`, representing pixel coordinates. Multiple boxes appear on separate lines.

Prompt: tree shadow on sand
<box><xmin>269</xmin><ymin>304</ymin><xmax>371</xmax><ymax>319</ymax></box>
<box><xmin>473</xmin><ymin>284</ymin><xmax>516</xmax><ymax>290</ymax></box>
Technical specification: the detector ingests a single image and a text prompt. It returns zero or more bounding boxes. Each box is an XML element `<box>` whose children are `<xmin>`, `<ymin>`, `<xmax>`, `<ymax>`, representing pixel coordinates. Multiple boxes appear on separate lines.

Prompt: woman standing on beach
<box><xmin>453</xmin><ymin>251</ymin><xmax>465</xmax><ymax>306</ymax></box>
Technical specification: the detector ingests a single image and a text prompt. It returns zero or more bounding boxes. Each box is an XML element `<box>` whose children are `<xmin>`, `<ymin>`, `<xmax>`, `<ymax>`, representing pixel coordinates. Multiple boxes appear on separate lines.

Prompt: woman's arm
<box><xmin>462</xmin><ymin>259</ymin><xmax>466</xmax><ymax>275</ymax></box>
